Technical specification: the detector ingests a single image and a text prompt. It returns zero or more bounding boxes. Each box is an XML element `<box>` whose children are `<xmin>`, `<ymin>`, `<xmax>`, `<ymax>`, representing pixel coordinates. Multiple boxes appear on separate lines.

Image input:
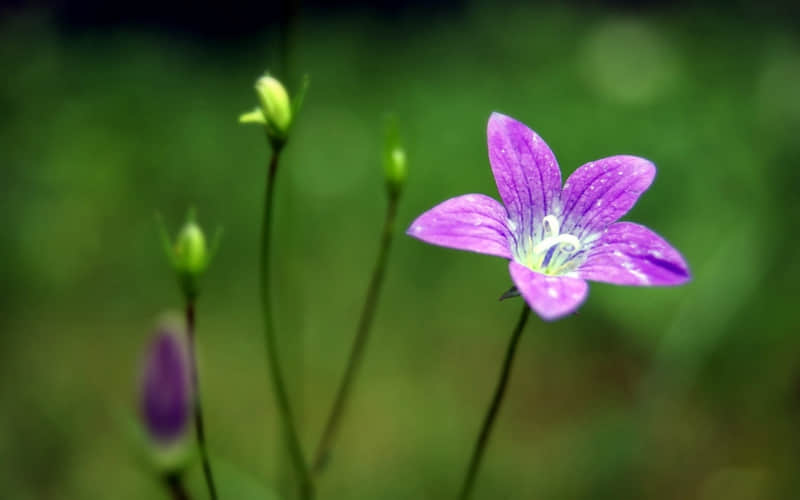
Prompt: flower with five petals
<box><xmin>408</xmin><ymin>113</ymin><xmax>690</xmax><ymax>320</ymax></box>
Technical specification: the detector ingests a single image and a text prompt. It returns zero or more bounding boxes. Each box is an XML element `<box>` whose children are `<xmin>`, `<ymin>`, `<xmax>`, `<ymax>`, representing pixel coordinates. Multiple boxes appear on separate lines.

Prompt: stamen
<box><xmin>548</xmin><ymin>251</ymin><xmax>584</xmax><ymax>275</ymax></box>
<box><xmin>532</xmin><ymin>234</ymin><xmax>581</xmax><ymax>256</ymax></box>
<box><xmin>518</xmin><ymin>214</ymin><xmax>584</xmax><ymax>275</ymax></box>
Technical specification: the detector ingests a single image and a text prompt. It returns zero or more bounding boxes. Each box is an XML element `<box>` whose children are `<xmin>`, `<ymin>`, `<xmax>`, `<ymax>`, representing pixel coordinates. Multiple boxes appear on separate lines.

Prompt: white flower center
<box><xmin>520</xmin><ymin>215</ymin><xmax>583</xmax><ymax>275</ymax></box>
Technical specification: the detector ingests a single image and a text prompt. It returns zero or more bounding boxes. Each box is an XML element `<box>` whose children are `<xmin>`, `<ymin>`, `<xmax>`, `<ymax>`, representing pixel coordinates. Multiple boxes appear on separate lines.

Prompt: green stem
<box><xmin>164</xmin><ymin>473</ymin><xmax>191</xmax><ymax>500</ymax></box>
<box><xmin>312</xmin><ymin>194</ymin><xmax>400</xmax><ymax>474</ymax></box>
<box><xmin>457</xmin><ymin>305</ymin><xmax>531</xmax><ymax>500</ymax></box>
<box><xmin>260</xmin><ymin>147</ymin><xmax>314</xmax><ymax>499</ymax></box>
<box><xmin>186</xmin><ymin>302</ymin><xmax>218</xmax><ymax>500</ymax></box>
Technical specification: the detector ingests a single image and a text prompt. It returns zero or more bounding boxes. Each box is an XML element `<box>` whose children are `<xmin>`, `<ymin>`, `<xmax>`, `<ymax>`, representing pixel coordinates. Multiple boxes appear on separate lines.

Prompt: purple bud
<box><xmin>139</xmin><ymin>328</ymin><xmax>193</xmax><ymax>444</ymax></box>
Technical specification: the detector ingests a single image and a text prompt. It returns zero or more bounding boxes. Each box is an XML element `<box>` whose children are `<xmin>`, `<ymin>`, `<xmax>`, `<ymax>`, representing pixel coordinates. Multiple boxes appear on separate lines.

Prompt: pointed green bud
<box><xmin>385</xmin><ymin>147</ymin><xmax>407</xmax><ymax>196</ymax></box>
<box><xmin>174</xmin><ymin>221</ymin><xmax>208</xmax><ymax>277</ymax></box>
<box><xmin>383</xmin><ymin>116</ymin><xmax>407</xmax><ymax>198</ymax></box>
<box><xmin>173</xmin><ymin>218</ymin><xmax>208</xmax><ymax>301</ymax></box>
<box><xmin>157</xmin><ymin>209</ymin><xmax>220</xmax><ymax>302</ymax></box>
<box><xmin>255</xmin><ymin>74</ymin><xmax>292</xmax><ymax>140</ymax></box>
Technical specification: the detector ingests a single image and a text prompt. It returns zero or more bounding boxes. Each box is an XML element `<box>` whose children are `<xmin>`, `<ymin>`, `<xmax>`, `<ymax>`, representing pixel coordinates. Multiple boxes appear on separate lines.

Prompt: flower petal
<box><xmin>509</xmin><ymin>261</ymin><xmax>588</xmax><ymax>321</ymax></box>
<box><xmin>407</xmin><ymin>194</ymin><xmax>512</xmax><ymax>259</ymax></box>
<box><xmin>487</xmin><ymin>113</ymin><xmax>562</xmax><ymax>241</ymax></box>
<box><xmin>577</xmin><ymin>222</ymin><xmax>690</xmax><ymax>286</ymax></box>
<box><xmin>560</xmin><ymin>156</ymin><xmax>655</xmax><ymax>238</ymax></box>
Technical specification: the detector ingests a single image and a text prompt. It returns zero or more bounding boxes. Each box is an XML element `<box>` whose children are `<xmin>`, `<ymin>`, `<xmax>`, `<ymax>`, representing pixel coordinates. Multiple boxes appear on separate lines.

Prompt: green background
<box><xmin>2</xmin><ymin>2</ymin><xmax>800</xmax><ymax>498</ymax></box>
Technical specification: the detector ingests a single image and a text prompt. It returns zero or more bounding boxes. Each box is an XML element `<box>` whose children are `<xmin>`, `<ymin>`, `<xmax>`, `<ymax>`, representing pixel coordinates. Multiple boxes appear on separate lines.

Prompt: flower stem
<box><xmin>260</xmin><ymin>147</ymin><xmax>314</xmax><ymax>499</ymax></box>
<box><xmin>185</xmin><ymin>302</ymin><xmax>218</xmax><ymax>500</ymax></box>
<box><xmin>458</xmin><ymin>304</ymin><xmax>531</xmax><ymax>500</ymax></box>
<box><xmin>312</xmin><ymin>194</ymin><xmax>400</xmax><ymax>474</ymax></box>
<box><xmin>164</xmin><ymin>473</ymin><xmax>191</xmax><ymax>500</ymax></box>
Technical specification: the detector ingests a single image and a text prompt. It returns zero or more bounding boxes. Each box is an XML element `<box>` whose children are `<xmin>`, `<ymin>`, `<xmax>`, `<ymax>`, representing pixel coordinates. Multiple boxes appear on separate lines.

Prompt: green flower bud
<box><xmin>173</xmin><ymin>220</ymin><xmax>208</xmax><ymax>301</ymax></box>
<box><xmin>383</xmin><ymin>116</ymin><xmax>407</xmax><ymax>198</ymax></box>
<box><xmin>157</xmin><ymin>210</ymin><xmax>220</xmax><ymax>302</ymax></box>
<box><xmin>255</xmin><ymin>74</ymin><xmax>292</xmax><ymax>139</ymax></box>
<box><xmin>384</xmin><ymin>146</ymin><xmax>407</xmax><ymax>197</ymax></box>
<box><xmin>174</xmin><ymin>221</ymin><xmax>208</xmax><ymax>276</ymax></box>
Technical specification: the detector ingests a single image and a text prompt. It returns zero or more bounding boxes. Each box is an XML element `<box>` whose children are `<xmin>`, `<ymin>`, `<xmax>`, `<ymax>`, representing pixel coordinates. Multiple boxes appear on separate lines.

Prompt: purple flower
<box><xmin>407</xmin><ymin>113</ymin><xmax>690</xmax><ymax>320</ymax></box>
<box><xmin>140</xmin><ymin>328</ymin><xmax>194</xmax><ymax>443</ymax></box>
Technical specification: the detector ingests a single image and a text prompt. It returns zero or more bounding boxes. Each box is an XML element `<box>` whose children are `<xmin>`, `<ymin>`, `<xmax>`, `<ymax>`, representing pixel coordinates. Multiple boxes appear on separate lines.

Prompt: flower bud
<box><xmin>383</xmin><ymin>116</ymin><xmax>407</xmax><ymax>197</ymax></box>
<box><xmin>174</xmin><ymin>221</ymin><xmax>208</xmax><ymax>277</ymax></box>
<box><xmin>255</xmin><ymin>74</ymin><xmax>292</xmax><ymax>139</ymax></box>
<box><xmin>159</xmin><ymin>210</ymin><xmax>220</xmax><ymax>302</ymax></box>
<box><xmin>140</xmin><ymin>327</ymin><xmax>193</xmax><ymax>445</ymax></box>
<box><xmin>384</xmin><ymin>146</ymin><xmax>407</xmax><ymax>197</ymax></box>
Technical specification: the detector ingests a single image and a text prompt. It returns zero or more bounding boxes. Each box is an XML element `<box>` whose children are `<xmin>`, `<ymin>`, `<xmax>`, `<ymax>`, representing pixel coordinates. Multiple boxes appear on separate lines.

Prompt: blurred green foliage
<box><xmin>1</xmin><ymin>2</ymin><xmax>800</xmax><ymax>499</ymax></box>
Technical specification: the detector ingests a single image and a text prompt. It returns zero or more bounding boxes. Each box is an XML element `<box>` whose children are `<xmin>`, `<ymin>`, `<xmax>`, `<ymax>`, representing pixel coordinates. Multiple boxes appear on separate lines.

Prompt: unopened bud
<box><xmin>140</xmin><ymin>327</ymin><xmax>193</xmax><ymax>445</ymax></box>
<box><xmin>174</xmin><ymin>221</ymin><xmax>208</xmax><ymax>277</ymax></box>
<box><xmin>383</xmin><ymin>116</ymin><xmax>407</xmax><ymax>197</ymax></box>
<box><xmin>255</xmin><ymin>74</ymin><xmax>292</xmax><ymax>140</ymax></box>
<box><xmin>384</xmin><ymin>147</ymin><xmax>407</xmax><ymax>197</ymax></box>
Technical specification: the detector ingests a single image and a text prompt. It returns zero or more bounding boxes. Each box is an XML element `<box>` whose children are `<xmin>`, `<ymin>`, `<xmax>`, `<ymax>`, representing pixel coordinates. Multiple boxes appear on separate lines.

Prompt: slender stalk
<box><xmin>275</xmin><ymin>4</ymin><xmax>302</xmax><ymax>493</ymax></box>
<box><xmin>458</xmin><ymin>305</ymin><xmax>531</xmax><ymax>500</ymax></box>
<box><xmin>185</xmin><ymin>302</ymin><xmax>218</xmax><ymax>500</ymax></box>
<box><xmin>164</xmin><ymin>473</ymin><xmax>191</xmax><ymax>500</ymax></box>
<box><xmin>260</xmin><ymin>147</ymin><xmax>314</xmax><ymax>499</ymax></box>
<box><xmin>312</xmin><ymin>194</ymin><xmax>400</xmax><ymax>474</ymax></box>
<box><xmin>275</xmin><ymin>0</ymin><xmax>305</xmax><ymax>490</ymax></box>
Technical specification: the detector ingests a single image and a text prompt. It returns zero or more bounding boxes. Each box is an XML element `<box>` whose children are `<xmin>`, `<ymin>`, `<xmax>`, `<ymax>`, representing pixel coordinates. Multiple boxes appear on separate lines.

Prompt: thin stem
<box><xmin>312</xmin><ymin>195</ymin><xmax>400</xmax><ymax>474</ymax></box>
<box><xmin>164</xmin><ymin>473</ymin><xmax>191</xmax><ymax>500</ymax></box>
<box><xmin>458</xmin><ymin>305</ymin><xmax>531</xmax><ymax>500</ymax></box>
<box><xmin>260</xmin><ymin>147</ymin><xmax>314</xmax><ymax>499</ymax></box>
<box><xmin>186</xmin><ymin>302</ymin><xmax>218</xmax><ymax>500</ymax></box>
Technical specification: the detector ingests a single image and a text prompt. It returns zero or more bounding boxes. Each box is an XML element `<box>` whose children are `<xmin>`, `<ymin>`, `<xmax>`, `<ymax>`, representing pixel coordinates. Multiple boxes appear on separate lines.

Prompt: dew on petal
<box><xmin>631</xmin><ymin>268</ymin><xmax>650</xmax><ymax>284</ymax></box>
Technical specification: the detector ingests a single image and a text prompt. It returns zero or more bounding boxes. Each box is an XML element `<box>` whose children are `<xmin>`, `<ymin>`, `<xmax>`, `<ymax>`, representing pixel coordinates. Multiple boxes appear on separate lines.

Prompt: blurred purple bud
<box><xmin>140</xmin><ymin>328</ymin><xmax>193</xmax><ymax>444</ymax></box>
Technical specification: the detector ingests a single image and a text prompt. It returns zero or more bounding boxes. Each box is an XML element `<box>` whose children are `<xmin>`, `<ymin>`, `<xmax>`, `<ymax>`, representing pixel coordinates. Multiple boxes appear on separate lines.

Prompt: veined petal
<box><xmin>577</xmin><ymin>222</ymin><xmax>690</xmax><ymax>286</ymax></box>
<box><xmin>407</xmin><ymin>194</ymin><xmax>512</xmax><ymax>259</ymax></box>
<box><xmin>560</xmin><ymin>156</ymin><xmax>655</xmax><ymax>238</ymax></box>
<box><xmin>509</xmin><ymin>261</ymin><xmax>588</xmax><ymax>321</ymax></box>
<box><xmin>487</xmin><ymin>113</ymin><xmax>562</xmax><ymax>241</ymax></box>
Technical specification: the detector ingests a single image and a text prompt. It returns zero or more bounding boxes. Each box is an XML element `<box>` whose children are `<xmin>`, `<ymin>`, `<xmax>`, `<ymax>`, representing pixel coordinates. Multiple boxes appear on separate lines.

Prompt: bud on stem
<box><xmin>383</xmin><ymin>116</ymin><xmax>408</xmax><ymax>198</ymax></box>
<box><xmin>239</xmin><ymin>72</ymin><xmax>310</xmax><ymax>151</ymax></box>
<box><xmin>138</xmin><ymin>323</ymin><xmax>195</xmax><ymax>473</ymax></box>
<box><xmin>141</xmin><ymin>327</ymin><xmax>193</xmax><ymax>444</ymax></box>
<box><xmin>255</xmin><ymin>74</ymin><xmax>292</xmax><ymax>141</ymax></box>
<box><xmin>157</xmin><ymin>210</ymin><xmax>220</xmax><ymax>302</ymax></box>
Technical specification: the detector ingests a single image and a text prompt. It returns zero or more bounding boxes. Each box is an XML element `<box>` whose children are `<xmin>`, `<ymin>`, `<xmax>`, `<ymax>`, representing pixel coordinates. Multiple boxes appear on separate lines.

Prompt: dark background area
<box><xmin>4</xmin><ymin>0</ymin><xmax>800</xmax><ymax>38</ymax></box>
